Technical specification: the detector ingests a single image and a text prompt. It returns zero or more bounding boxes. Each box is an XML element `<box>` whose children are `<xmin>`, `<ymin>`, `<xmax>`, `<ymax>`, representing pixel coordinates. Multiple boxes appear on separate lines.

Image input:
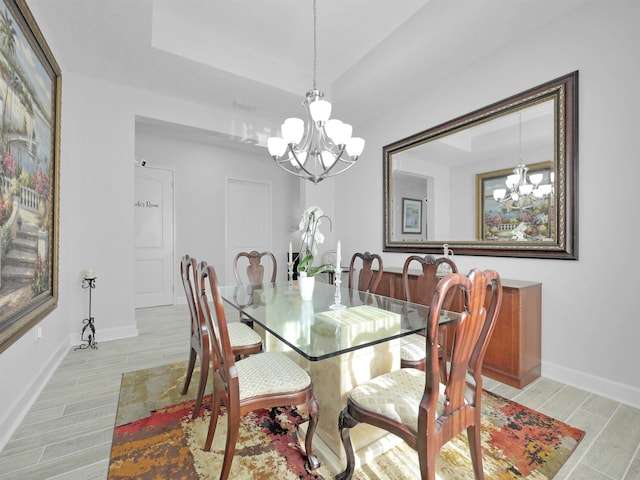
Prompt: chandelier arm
<box><xmin>288</xmin><ymin>146</ymin><xmax>320</xmax><ymax>179</ymax></box>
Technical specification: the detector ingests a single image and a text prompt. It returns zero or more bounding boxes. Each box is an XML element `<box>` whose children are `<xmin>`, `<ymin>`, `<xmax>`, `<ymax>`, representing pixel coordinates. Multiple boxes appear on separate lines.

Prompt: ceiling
<box><xmin>28</xmin><ymin>0</ymin><xmax>587</xmax><ymax>147</ymax></box>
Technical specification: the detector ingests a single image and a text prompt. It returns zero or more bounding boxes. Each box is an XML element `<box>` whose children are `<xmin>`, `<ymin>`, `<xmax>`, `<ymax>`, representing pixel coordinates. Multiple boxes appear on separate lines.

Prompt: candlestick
<box><xmin>330</xmin><ymin>261</ymin><xmax>346</xmax><ymax>310</ymax></box>
<box><xmin>287</xmin><ymin>241</ymin><xmax>294</xmax><ymax>287</ymax></box>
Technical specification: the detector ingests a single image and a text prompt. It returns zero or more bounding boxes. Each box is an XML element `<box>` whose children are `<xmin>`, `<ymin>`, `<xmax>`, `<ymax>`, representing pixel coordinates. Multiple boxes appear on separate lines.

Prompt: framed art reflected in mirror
<box><xmin>402</xmin><ymin>198</ymin><xmax>423</xmax><ymax>234</ymax></box>
<box><xmin>476</xmin><ymin>161</ymin><xmax>553</xmax><ymax>242</ymax></box>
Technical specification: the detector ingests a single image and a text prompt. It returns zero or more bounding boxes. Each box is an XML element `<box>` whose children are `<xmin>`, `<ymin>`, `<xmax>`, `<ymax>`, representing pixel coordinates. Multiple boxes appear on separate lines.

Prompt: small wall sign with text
<box><xmin>134</xmin><ymin>201</ymin><xmax>160</xmax><ymax>208</ymax></box>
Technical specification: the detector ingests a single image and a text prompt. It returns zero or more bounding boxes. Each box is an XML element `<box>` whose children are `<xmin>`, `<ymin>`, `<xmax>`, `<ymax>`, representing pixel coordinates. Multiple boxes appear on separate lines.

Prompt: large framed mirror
<box><xmin>383</xmin><ymin>71</ymin><xmax>578</xmax><ymax>259</ymax></box>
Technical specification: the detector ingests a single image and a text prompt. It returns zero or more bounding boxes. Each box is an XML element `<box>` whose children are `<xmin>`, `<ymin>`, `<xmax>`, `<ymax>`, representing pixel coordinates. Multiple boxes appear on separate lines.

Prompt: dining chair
<box><xmin>233</xmin><ymin>250</ymin><xmax>277</xmax><ymax>286</ymax></box>
<box><xmin>401</xmin><ymin>255</ymin><xmax>458</xmax><ymax>382</ymax></box>
<box><xmin>180</xmin><ymin>255</ymin><xmax>262</xmax><ymax>419</ymax></box>
<box><xmin>233</xmin><ymin>250</ymin><xmax>277</xmax><ymax>328</ymax></box>
<box><xmin>336</xmin><ymin>268</ymin><xmax>502</xmax><ymax>480</ymax></box>
<box><xmin>197</xmin><ymin>261</ymin><xmax>321</xmax><ymax>479</ymax></box>
<box><xmin>348</xmin><ymin>251</ymin><xmax>383</xmax><ymax>293</ymax></box>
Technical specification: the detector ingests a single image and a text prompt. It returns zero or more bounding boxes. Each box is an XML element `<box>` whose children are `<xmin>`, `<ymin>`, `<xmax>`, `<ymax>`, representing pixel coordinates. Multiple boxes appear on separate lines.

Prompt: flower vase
<box><xmin>298</xmin><ymin>272</ymin><xmax>315</xmax><ymax>301</ymax></box>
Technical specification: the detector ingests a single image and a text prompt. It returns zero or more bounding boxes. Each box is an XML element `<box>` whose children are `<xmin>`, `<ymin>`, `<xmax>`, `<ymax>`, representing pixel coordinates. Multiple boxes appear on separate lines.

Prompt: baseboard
<box><xmin>68</xmin><ymin>324</ymin><xmax>138</xmax><ymax>348</ymax></box>
<box><xmin>542</xmin><ymin>360</ymin><xmax>640</xmax><ymax>409</ymax></box>
<box><xmin>0</xmin><ymin>340</ymin><xmax>69</xmax><ymax>452</ymax></box>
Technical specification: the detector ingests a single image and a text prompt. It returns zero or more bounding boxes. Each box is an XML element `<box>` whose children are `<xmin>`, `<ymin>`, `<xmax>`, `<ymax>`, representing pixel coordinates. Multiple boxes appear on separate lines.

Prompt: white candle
<box><xmin>288</xmin><ymin>242</ymin><xmax>293</xmax><ymax>264</ymax></box>
<box><xmin>86</xmin><ymin>269</ymin><xmax>94</xmax><ymax>278</ymax></box>
<box><xmin>336</xmin><ymin>240</ymin><xmax>341</xmax><ymax>269</ymax></box>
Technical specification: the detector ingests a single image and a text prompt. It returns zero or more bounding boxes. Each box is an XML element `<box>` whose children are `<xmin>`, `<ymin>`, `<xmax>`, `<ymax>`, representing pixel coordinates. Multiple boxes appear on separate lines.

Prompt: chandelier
<box><xmin>492</xmin><ymin>114</ymin><xmax>553</xmax><ymax>211</ymax></box>
<box><xmin>267</xmin><ymin>0</ymin><xmax>365</xmax><ymax>184</ymax></box>
<box><xmin>492</xmin><ymin>164</ymin><xmax>553</xmax><ymax>211</ymax></box>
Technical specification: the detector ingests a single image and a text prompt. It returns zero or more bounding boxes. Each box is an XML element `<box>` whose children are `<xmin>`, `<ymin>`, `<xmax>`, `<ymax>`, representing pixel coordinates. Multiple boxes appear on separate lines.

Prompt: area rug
<box><xmin>108</xmin><ymin>363</ymin><xmax>584</xmax><ymax>479</ymax></box>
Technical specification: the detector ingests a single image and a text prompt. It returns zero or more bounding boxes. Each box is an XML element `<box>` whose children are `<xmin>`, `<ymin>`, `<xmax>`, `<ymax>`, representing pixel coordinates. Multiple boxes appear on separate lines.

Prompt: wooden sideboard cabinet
<box><xmin>377</xmin><ymin>268</ymin><xmax>541</xmax><ymax>388</ymax></box>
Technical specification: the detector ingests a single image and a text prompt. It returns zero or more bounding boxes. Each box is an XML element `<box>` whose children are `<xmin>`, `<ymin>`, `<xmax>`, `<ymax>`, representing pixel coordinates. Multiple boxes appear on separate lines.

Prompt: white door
<box><xmin>134</xmin><ymin>167</ymin><xmax>174</xmax><ymax>308</ymax></box>
<box><xmin>226</xmin><ymin>178</ymin><xmax>271</xmax><ymax>284</ymax></box>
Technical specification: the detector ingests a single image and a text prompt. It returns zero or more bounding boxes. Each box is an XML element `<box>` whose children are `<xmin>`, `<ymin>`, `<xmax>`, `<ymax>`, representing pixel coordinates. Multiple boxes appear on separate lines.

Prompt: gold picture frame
<box><xmin>476</xmin><ymin>161</ymin><xmax>554</xmax><ymax>242</ymax></box>
<box><xmin>0</xmin><ymin>0</ymin><xmax>61</xmax><ymax>353</ymax></box>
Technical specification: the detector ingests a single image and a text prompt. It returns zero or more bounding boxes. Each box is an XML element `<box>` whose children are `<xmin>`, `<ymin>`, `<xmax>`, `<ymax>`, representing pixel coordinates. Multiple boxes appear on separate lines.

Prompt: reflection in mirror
<box><xmin>384</xmin><ymin>71</ymin><xmax>578</xmax><ymax>259</ymax></box>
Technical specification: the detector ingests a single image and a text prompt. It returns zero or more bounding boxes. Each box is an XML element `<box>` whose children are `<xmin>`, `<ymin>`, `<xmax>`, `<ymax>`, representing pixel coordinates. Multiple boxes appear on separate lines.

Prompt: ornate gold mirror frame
<box><xmin>383</xmin><ymin>71</ymin><xmax>578</xmax><ymax>259</ymax></box>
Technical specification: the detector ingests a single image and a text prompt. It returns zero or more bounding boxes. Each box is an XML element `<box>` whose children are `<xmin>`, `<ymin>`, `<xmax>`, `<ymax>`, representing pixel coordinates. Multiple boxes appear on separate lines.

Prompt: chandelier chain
<box><xmin>313</xmin><ymin>0</ymin><xmax>317</xmax><ymax>90</ymax></box>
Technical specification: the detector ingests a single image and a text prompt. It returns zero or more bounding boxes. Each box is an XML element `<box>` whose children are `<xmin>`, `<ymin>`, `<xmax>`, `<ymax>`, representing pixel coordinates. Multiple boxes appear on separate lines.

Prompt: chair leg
<box><xmin>204</xmin><ymin>391</ymin><xmax>223</xmax><ymax>451</ymax></box>
<box><xmin>239</xmin><ymin>312</ymin><xmax>253</xmax><ymax>329</ymax></box>
<box><xmin>191</xmin><ymin>354</ymin><xmax>209</xmax><ymax>419</ymax></box>
<box><xmin>418</xmin><ymin>435</ymin><xmax>438</xmax><ymax>480</ymax></box>
<box><xmin>336</xmin><ymin>408</ymin><xmax>359</xmax><ymax>480</ymax></box>
<box><xmin>467</xmin><ymin>424</ymin><xmax>485</xmax><ymax>480</ymax></box>
<box><xmin>303</xmin><ymin>398</ymin><xmax>321</xmax><ymax>472</ymax></box>
<box><xmin>219</xmin><ymin>404</ymin><xmax>240</xmax><ymax>480</ymax></box>
<box><xmin>182</xmin><ymin>348</ymin><xmax>197</xmax><ymax>395</ymax></box>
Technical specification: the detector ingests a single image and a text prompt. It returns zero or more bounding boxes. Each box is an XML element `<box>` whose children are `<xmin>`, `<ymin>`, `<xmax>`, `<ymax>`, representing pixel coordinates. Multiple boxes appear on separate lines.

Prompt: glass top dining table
<box><xmin>219</xmin><ymin>281</ymin><xmax>458</xmax><ymax>362</ymax></box>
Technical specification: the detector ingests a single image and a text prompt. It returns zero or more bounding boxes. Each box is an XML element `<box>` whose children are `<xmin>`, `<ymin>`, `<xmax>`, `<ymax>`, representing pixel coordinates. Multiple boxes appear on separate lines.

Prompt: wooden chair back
<box><xmin>348</xmin><ymin>251</ymin><xmax>383</xmax><ymax>293</ymax></box>
<box><xmin>181</xmin><ymin>254</ymin><xmax>202</xmax><ymax>348</ymax></box>
<box><xmin>337</xmin><ymin>269</ymin><xmax>502</xmax><ymax>480</ymax></box>
<box><xmin>428</xmin><ymin>270</ymin><xmax>502</xmax><ymax>414</ymax></box>
<box><xmin>400</xmin><ymin>255</ymin><xmax>458</xmax><ymax>376</ymax></box>
<box><xmin>197</xmin><ymin>261</ymin><xmax>236</xmax><ymax>396</ymax></box>
<box><xmin>179</xmin><ymin>254</ymin><xmax>210</xmax><ymax>417</ymax></box>
<box><xmin>402</xmin><ymin>255</ymin><xmax>457</xmax><ymax>305</ymax></box>
<box><xmin>196</xmin><ymin>261</ymin><xmax>320</xmax><ymax>478</ymax></box>
<box><xmin>233</xmin><ymin>250</ymin><xmax>277</xmax><ymax>287</ymax></box>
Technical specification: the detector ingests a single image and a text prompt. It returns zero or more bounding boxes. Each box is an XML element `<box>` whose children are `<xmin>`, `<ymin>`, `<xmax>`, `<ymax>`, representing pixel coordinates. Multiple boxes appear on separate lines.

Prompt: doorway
<box><xmin>226</xmin><ymin>178</ymin><xmax>272</xmax><ymax>283</ymax></box>
<box><xmin>134</xmin><ymin>166</ymin><xmax>175</xmax><ymax>308</ymax></box>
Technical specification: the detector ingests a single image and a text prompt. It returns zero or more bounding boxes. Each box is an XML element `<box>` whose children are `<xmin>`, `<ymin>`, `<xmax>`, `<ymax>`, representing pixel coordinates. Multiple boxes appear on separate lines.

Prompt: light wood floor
<box><xmin>0</xmin><ymin>304</ymin><xmax>638</xmax><ymax>479</ymax></box>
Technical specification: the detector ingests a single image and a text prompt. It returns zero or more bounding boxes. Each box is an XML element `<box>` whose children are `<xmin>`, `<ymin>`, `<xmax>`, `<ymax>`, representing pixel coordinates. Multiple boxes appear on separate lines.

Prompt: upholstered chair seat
<box><xmin>400</xmin><ymin>333</ymin><xmax>429</xmax><ymax>363</ymax></box>
<box><xmin>228</xmin><ymin>322</ymin><xmax>262</xmax><ymax>349</ymax></box>
<box><xmin>236</xmin><ymin>352</ymin><xmax>312</xmax><ymax>399</ymax></box>
<box><xmin>348</xmin><ymin>368</ymin><xmax>447</xmax><ymax>431</ymax></box>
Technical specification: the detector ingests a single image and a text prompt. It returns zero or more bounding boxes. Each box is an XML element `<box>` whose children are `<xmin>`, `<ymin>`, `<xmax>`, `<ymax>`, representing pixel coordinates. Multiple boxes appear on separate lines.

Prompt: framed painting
<box><xmin>402</xmin><ymin>197</ymin><xmax>422</xmax><ymax>234</ymax></box>
<box><xmin>0</xmin><ymin>0</ymin><xmax>61</xmax><ymax>353</ymax></box>
<box><xmin>476</xmin><ymin>161</ymin><xmax>553</xmax><ymax>242</ymax></box>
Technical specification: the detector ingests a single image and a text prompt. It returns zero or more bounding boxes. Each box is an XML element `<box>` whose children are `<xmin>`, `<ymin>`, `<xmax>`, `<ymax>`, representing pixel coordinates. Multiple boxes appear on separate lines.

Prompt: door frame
<box><xmin>134</xmin><ymin>165</ymin><xmax>175</xmax><ymax>308</ymax></box>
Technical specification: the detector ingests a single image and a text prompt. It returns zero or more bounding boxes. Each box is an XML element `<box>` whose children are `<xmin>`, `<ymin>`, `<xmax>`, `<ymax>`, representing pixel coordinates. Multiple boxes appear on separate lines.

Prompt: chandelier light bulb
<box><xmin>346</xmin><ymin>137</ymin><xmax>365</xmax><ymax>156</ymax></box>
<box><xmin>529</xmin><ymin>173</ymin><xmax>544</xmax><ymax>186</ymax></box>
<box><xmin>519</xmin><ymin>184</ymin><xmax>533</xmax><ymax>195</ymax></box>
<box><xmin>324</xmin><ymin>119</ymin><xmax>342</xmax><ymax>142</ymax></box>
<box><xmin>309</xmin><ymin>99</ymin><xmax>332</xmax><ymax>123</ymax></box>
<box><xmin>493</xmin><ymin>188</ymin><xmax>507</xmax><ymax>201</ymax></box>
<box><xmin>267</xmin><ymin>137</ymin><xmax>287</xmax><ymax>157</ymax></box>
<box><xmin>281</xmin><ymin>118</ymin><xmax>304</xmax><ymax>145</ymax></box>
<box><xmin>506</xmin><ymin>174</ymin><xmax>519</xmax><ymax>188</ymax></box>
<box><xmin>326</xmin><ymin>120</ymin><xmax>352</xmax><ymax>146</ymax></box>
<box><xmin>539</xmin><ymin>184</ymin><xmax>552</xmax><ymax>196</ymax></box>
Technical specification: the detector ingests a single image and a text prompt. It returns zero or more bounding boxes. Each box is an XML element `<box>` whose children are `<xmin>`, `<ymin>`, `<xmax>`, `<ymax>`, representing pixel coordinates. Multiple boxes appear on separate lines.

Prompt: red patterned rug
<box><xmin>108</xmin><ymin>363</ymin><xmax>585</xmax><ymax>479</ymax></box>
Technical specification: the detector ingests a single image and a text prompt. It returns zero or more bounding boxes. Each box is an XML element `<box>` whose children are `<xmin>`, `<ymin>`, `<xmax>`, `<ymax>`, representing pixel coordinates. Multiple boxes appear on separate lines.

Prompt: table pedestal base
<box><xmin>257</xmin><ymin>326</ymin><xmax>401</xmax><ymax>460</ymax></box>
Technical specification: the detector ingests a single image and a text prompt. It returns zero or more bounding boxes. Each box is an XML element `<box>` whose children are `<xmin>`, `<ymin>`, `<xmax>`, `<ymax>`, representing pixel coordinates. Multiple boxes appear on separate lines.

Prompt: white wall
<box><xmin>334</xmin><ymin>1</ymin><xmax>640</xmax><ymax>405</ymax></box>
<box><xmin>135</xmin><ymin>129</ymin><xmax>300</xmax><ymax>292</ymax></box>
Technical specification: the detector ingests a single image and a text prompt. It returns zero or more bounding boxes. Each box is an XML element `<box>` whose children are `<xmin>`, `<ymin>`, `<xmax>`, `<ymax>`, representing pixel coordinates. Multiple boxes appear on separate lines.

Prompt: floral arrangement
<box><xmin>296</xmin><ymin>206</ymin><xmax>332</xmax><ymax>277</ymax></box>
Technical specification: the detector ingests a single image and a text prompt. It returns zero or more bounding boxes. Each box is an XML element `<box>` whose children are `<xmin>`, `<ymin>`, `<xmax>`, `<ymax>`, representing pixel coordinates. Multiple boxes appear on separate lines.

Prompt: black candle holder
<box><xmin>75</xmin><ymin>276</ymin><xmax>97</xmax><ymax>350</ymax></box>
